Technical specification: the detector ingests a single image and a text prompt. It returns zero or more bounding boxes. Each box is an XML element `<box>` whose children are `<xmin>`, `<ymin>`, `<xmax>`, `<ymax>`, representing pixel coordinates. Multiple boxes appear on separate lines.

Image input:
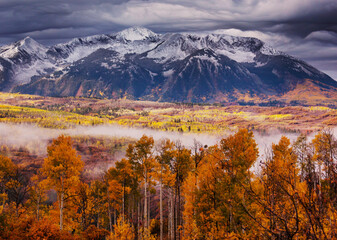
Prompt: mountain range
<box><xmin>0</xmin><ymin>27</ymin><xmax>336</xmax><ymax>104</ymax></box>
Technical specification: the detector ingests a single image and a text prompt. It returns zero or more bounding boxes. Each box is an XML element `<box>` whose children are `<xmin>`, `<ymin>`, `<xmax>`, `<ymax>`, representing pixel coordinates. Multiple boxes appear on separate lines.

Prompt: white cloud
<box><xmin>305</xmin><ymin>30</ymin><xmax>337</xmax><ymax>44</ymax></box>
<box><xmin>95</xmin><ymin>0</ymin><xmax>337</xmax><ymax>25</ymax></box>
<box><xmin>100</xmin><ymin>2</ymin><xmax>214</xmax><ymax>26</ymax></box>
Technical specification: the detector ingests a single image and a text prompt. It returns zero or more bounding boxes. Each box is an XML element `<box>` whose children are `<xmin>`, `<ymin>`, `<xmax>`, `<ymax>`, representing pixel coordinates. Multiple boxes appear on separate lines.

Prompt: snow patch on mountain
<box><xmin>294</xmin><ymin>63</ymin><xmax>313</xmax><ymax>76</ymax></box>
<box><xmin>110</xmin><ymin>41</ymin><xmax>158</xmax><ymax>55</ymax></box>
<box><xmin>101</xmin><ymin>62</ymin><xmax>118</xmax><ymax>70</ymax></box>
<box><xmin>260</xmin><ymin>44</ymin><xmax>283</xmax><ymax>56</ymax></box>
<box><xmin>149</xmin><ymin>71</ymin><xmax>158</xmax><ymax>78</ymax></box>
<box><xmin>116</xmin><ymin>27</ymin><xmax>158</xmax><ymax>41</ymax></box>
<box><xmin>193</xmin><ymin>55</ymin><xmax>221</xmax><ymax>67</ymax></box>
<box><xmin>67</xmin><ymin>45</ymin><xmax>110</xmax><ymax>62</ymax></box>
<box><xmin>255</xmin><ymin>61</ymin><xmax>267</xmax><ymax>67</ymax></box>
<box><xmin>12</xmin><ymin>60</ymin><xmax>55</xmax><ymax>84</ymax></box>
<box><xmin>147</xmin><ymin>46</ymin><xmax>187</xmax><ymax>63</ymax></box>
<box><xmin>218</xmin><ymin>49</ymin><xmax>256</xmax><ymax>63</ymax></box>
<box><xmin>163</xmin><ymin>69</ymin><xmax>174</xmax><ymax>77</ymax></box>
<box><xmin>272</xmin><ymin>69</ymin><xmax>281</xmax><ymax>78</ymax></box>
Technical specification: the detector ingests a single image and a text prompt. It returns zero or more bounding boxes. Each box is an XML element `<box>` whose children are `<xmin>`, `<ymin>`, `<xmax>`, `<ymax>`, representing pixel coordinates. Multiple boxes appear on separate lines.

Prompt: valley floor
<box><xmin>0</xmin><ymin>92</ymin><xmax>336</xmax><ymax>134</ymax></box>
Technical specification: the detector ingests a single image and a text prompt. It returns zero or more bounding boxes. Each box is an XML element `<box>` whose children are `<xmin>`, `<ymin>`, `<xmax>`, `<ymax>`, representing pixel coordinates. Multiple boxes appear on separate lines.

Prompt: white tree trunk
<box><xmin>160</xmin><ymin>165</ymin><xmax>163</xmax><ymax>240</ymax></box>
<box><xmin>171</xmin><ymin>189</ymin><xmax>174</xmax><ymax>240</ymax></box>
<box><xmin>97</xmin><ymin>212</ymin><xmax>100</xmax><ymax>228</ymax></box>
<box><xmin>36</xmin><ymin>195</ymin><xmax>40</xmax><ymax>221</ymax></box>
<box><xmin>144</xmin><ymin>166</ymin><xmax>148</xmax><ymax>229</ymax></box>
<box><xmin>168</xmin><ymin>192</ymin><xmax>171</xmax><ymax>240</ymax></box>
<box><xmin>107</xmin><ymin>186</ymin><xmax>113</xmax><ymax>232</ymax></box>
<box><xmin>137</xmin><ymin>201</ymin><xmax>140</xmax><ymax>238</ymax></box>
<box><xmin>122</xmin><ymin>183</ymin><xmax>125</xmax><ymax>221</ymax></box>
<box><xmin>108</xmin><ymin>202</ymin><xmax>112</xmax><ymax>232</ymax></box>
<box><xmin>60</xmin><ymin>191</ymin><xmax>64</xmax><ymax>230</ymax></box>
<box><xmin>148</xmin><ymin>191</ymin><xmax>151</xmax><ymax>228</ymax></box>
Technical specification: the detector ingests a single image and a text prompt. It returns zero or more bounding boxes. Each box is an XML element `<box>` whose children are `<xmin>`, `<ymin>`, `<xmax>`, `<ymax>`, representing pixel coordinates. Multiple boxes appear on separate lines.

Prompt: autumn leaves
<box><xmin>1</xmin><ymin>129</ymin><xmax>337</xmax><ymax>239</ymax></box>
<box><xmin>42</xmin><ymin>135</ymin><xmax>83</xmax><ymax>230</ymax></box>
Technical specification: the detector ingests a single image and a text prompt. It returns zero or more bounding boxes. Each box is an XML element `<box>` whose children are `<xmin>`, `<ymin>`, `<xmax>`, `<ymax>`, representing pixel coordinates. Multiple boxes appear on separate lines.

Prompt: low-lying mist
<box><xmin>0</xmin><ymin>123</ymin><xmax>220</xmax><ymax>156</ymax></box>
<box><xmin>0</xmin><ymin>122</ymin><xmax>336</xmax><ymax>159</ymax></box>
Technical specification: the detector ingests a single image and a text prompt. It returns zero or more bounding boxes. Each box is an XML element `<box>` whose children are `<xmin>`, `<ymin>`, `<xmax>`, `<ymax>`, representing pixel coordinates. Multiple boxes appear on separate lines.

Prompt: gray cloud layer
<box><xmin>0</xmin><ymin>0</ymin><xmax>336</xmax><ymax>79</ymax></box>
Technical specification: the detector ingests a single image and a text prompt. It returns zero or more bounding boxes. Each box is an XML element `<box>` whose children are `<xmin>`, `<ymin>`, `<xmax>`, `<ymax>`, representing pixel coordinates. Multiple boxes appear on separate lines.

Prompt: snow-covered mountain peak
<box><xmin>146</xmin><ymin>31</ymin><xmax>275</xmax><ymax>63</ymax></box>
<box><xmin>19</xmin><ymin>37</ymin><xmax>47</xmax><ymax>54</ymax></box>
<box><xmin>116</xmin><ymin>26</ymin><xmax>158</xmax><ymax>41</ymax></box>
<box><xmin>20</xmin><ymin>36</ymin><xmax>37</xmax><ymax>46</ymax></box>
<box><xmin>0</xmin><ymin>36</ymin><xmax>47</xmax><ymax>59</ymax></box>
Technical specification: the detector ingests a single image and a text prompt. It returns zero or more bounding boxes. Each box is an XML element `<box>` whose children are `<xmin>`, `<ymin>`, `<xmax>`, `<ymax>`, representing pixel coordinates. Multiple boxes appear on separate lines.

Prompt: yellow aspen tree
<box><xmin>259</xmin><ymin>136</ymin><xmax>302</xmax><ymax>239</ymax></box>
<box><xmin>0</xmin><ymin>155</ymin><xmax>16</xmax><ymax>211</ymax></box>
<box><xmin>171</xmin><ymin>142</ymin><xmax>192</xmax><ymax>240</ymax></box>
<box><xmin>42</xmin><ymin>135</ymin><xmax>83</xmax><ymax>230</ymax></box>
<box><xmin>109</xmin><ymin>216</ymin><xmax>135</xmax><ymax>240</ymax></box>
<box><xmin>28</xmin><ymin>172</ymin><xmax>47</xmax><ymax>221</ymax></box>
<box><xmin>155</xmin><ymin>139</ymin><xmax>175</xmax><ymax>240</ymax></box>
<box><xmin>115</xmin><ymin>159</ymin><xmax>134</xmax><ymax>219</ymax></box>
<box><xmin>126</xmin><ymin>135</ymin><xmax>155</xmax><ymax>232</ymax></box>
<box><xmin>89</xmin><ymin>180</ymin><xmax>105</xmax><ymax>229</ymax></box>
<box><xmin>219</xmin><ymin>129</ymin><xmax>258</xmax><ymax>236</ymax></box>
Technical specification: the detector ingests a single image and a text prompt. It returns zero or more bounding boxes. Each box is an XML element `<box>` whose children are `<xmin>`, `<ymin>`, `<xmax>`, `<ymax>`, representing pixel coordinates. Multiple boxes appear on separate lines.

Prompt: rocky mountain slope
<box><xmin>0</xmin><ymin>27</ymin><xmax>336</xmax><ymax>104</ymax></box>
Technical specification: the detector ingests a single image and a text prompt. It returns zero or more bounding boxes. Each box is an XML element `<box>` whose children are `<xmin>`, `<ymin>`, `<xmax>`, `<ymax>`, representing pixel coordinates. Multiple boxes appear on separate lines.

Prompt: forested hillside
<box><xmin>1</xmin><ymin>129</ymin><xmax>337</xmax><ymax>239</ymax></box>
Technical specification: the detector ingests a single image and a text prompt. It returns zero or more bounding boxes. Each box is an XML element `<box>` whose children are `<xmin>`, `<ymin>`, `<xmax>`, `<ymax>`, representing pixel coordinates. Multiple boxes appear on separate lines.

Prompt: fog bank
<box><xmin>0</xmin><ymin>123</ymin><xmax>336</xmax><ymax>158</ymax></box>
<box><xmin>0</xmin><ymin>123</ymin><xmax>220</xmax><ymax>155</ymax></box>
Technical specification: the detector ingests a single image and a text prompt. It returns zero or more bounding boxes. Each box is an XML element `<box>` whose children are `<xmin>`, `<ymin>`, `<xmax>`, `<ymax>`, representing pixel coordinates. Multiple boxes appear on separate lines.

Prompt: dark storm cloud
<box><xmin>0</xmin><ymin>0</ymin><xmax>130</xmax><ymax>42</ymax></box>
<box><xmin>1</xmin><ymin>0</ymin><xmax>336</xmax><ymax>41</ymax></box>
<box><xmin>0</xmin><ymin>0</ymin><xmax>336</xmax><ymax>79</ymax></box>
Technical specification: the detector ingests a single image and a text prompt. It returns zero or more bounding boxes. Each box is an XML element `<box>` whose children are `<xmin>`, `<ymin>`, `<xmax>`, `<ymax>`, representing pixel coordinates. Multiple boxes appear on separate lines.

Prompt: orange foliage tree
<box><xmin>42</xmin><ymin>135</ymin><xmax>83</xmax><ymax>230</ymax></box>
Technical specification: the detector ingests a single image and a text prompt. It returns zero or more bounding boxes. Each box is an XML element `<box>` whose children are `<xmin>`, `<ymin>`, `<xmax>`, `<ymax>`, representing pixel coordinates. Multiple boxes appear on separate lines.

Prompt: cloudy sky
<box><xmin>0</xmin><ymin>0</ymin><xmax>336</xmax><ymax>79</ymax></box>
